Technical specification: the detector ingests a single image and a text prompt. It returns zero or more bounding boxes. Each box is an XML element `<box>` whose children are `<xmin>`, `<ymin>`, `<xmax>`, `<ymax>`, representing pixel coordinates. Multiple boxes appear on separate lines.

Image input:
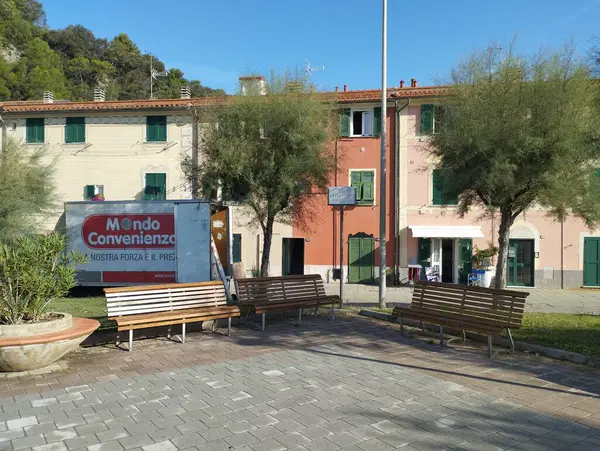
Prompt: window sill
<box><xmin>24</xmin><ymin>142</ymin><xmax>45</xmax><ymax>145</ymax></box>
<box><xmin>144</xmin><ymin>141</ymin><xmax>168</xmax><ymax>144</ymax></box>
<box><xmin>340</xmin><ymin>136</ymin><xmax>380</xmax><ymax>140</ymax></box>
<box><xmin>64</xmin><ymin>142</ymin><xmax>87</xmax><ymax>145</ymax></box>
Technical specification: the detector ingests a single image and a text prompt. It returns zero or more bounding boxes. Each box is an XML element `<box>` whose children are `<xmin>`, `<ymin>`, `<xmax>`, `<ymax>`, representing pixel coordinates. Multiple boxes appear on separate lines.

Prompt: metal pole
<box><xmin>378</xmin><ymin>0</ymin><xmax>388</xmax><ymax>309</ymax></box>
<box><xmin>560</xmin><ymin>217</ymin><xmax>564</xmax><ymax>289</ymax></box>
<box><xmin>150</xmin><ymin>54</ymin><xmax>153</xmax><ymax>100</ymax></box>
<box><xmin>332</xmin><ymin>206</ymin><xmax>344</xmax><ymax>321</ymax></box>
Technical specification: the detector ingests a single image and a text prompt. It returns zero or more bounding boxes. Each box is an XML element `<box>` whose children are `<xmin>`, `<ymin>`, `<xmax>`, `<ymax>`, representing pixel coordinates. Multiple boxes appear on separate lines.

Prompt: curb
<box><xmin>359</xmin><ymin>309</ymin><xmax>600</xmax><ymax>367</ymax></box>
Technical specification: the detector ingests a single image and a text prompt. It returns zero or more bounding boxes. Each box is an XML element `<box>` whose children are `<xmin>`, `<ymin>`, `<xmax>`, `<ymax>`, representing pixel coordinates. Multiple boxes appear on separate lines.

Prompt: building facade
<box><xmin>1</xmin><ymin>80</ymin><xmax>598</xmax><ymax>288</ymax></box>
<box><xmin>0</xmin><ymin>92</ymin><xmax>291</xmax><ymax>278</ymax></box>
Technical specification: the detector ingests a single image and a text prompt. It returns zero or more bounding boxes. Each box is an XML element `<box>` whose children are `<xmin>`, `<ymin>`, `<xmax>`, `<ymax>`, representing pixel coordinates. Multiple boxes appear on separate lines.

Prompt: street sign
<box><xmin>328</xmin><ymin>187</ymin><xmax>357</xmax><ymax>206</ymax></box>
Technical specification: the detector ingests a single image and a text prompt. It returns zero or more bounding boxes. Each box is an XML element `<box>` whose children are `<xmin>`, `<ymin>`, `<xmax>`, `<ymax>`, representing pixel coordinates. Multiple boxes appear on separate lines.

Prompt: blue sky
<box><xmin>42</xmin><ymin>0</ymin><xmax>599</xmax><ymax>94</ymax></box>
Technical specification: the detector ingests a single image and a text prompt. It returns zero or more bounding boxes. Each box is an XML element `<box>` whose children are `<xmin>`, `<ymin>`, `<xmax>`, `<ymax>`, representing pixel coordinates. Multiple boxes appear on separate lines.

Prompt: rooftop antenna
<box><xmin>305</xmin><ymin>57</ymin><xmax>325</xmax><ymax>77</ymax></box>
<box><xmin>149</xmin><ymin>53</ymin><xmax>169</xmax><ymax>100</ymax></box>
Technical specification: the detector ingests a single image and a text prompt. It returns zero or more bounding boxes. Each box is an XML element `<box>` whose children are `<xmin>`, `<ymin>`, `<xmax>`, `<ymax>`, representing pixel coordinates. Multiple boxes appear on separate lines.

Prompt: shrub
<box><xmin>0</xmin><ymin>233</ymin><xmax>84</xmax><ymax>324</ymax></box>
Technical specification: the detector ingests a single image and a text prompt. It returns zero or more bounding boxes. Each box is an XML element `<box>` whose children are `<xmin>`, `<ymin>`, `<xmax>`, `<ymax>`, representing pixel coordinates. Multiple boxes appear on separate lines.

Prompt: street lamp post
<box><xmin>378</xmin><ymin>0</ymin><xmax>388</xmax><ymax>309</ymax></box>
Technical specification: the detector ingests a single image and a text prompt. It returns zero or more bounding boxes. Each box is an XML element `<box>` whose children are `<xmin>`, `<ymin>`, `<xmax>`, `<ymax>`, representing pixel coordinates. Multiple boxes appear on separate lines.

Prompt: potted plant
<box><xmin>472</xmin><ymin>245</ymin><xmax>499</xmax><ymax>288</ymax></box>
<box><xmin>0</xmin><ymin>233</ymin><xmax>99</xmax><ymax>372</ymax></box>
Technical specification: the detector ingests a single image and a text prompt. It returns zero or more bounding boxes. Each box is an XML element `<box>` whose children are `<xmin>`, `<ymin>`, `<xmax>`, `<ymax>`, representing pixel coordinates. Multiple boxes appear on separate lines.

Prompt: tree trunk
<box><xmin>260</xmin><ymin>217</ymin><xmax>274</xmax><ymax>277</ymax></box>
<box><xmin>494</xmin><ymin>210</ymin><xmax>514</xmax><ymax>289</ymax></box>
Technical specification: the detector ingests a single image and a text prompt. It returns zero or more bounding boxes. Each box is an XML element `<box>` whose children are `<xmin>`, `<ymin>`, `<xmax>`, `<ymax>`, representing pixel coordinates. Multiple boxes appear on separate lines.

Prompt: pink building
<box><xmin>295</xmin><ymin>81</ymin><xmax>598</xmax><ymax>289</ymax></box>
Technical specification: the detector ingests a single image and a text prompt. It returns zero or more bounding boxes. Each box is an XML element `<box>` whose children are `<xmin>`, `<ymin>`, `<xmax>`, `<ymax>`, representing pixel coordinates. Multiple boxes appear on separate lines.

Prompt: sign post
<box><xmin>328</xmin><ymin>187</ymin><xmax>357</xmax><ymax>320</ymax></box>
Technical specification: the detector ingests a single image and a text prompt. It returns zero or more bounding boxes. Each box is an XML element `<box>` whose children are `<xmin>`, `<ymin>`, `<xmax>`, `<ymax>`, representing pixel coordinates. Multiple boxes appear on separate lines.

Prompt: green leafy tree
<box><xmin>429</xmin><ymin>46</ymin><xmax>600</xmax><ymax>288</ymax></box>
<box><xmin>183</xmin><ymin>73</ymin><xmax>335</xmax><ymax>276</ymax></box>
<box><xmin>0</xmin><ymin>138</ymin><xmax>56</xmax><ymax>242</ymax></box>
<box><xmin>0</xmin><ymin>233</ymin><xmax>84</xmax><ymax>324</ymax></box>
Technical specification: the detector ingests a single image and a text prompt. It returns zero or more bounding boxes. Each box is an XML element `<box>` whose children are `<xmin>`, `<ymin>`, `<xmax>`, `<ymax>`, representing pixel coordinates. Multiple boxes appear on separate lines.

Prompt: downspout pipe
<box><xmin>394</xmin><ymin>98</ymin><xmax>410</xmax><ymax>283</ymax></box>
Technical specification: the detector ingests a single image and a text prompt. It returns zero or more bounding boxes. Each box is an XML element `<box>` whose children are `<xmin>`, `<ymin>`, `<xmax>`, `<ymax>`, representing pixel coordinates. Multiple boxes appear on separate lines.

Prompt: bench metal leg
<box><xmin>262</xmin><ymin>313</ymin><xmax>266</xmax><ymax>332</ymax></box>
<box><xmin>129</xmin><ymin>330</ymin><xmax>133</xmax><ymax>352</ymax></box>
<box><xmin>488</xmin><ymin>335</ymin><xmax>493</xmax><ymax>358</ymax></box>
<box><xmin>244</xmin><ymin>309</ymin><xmax>251</xmax><ymax>325</ymax></box>
<box><xmin>439</xmin><ymin>325</ymin><xmax>444</xmax><ymax>347</ymax></box>
<box><xmin>507</xmin><ymin>329</ymin><xmax>514</xmax><ymax>354</ymax></box>
<box><xmin>181</xmin><ymin>323</ymin><xmax>186</xmax><ymax>344</ymax></box>
<box><xmin>167</xmin><ymin>326</ymin><xmax>172</xmax><ymax>340</ymax></box>
<box><xmin>298</xmin><ymin>308</ymin><xmax>302</xmax><ymax>325</ymax></box>
<box><xmin>116</xmin><ymin>333</ymin><xmax>120</xmax><ymax>348</ymax></box>
<box><xmin>400</xmin><ymin>317</ymin><xmax>404</xmax><ymax>336</ymax></box>
<box><xmin>420</xmin><ymin>321</ymin><xmax>425</xmax><ymax>332</ymax></box>
<box><xmin>314</xmin><ymin>305</ymin><xmax>319</xmax><ymax>315</ymax></box>
<box><xmin>462</xmin><ymin>329</ymin><xmax>466</xmax><ymax>342</ymax></box>
<box><xmin>228</xmin><ymin>317</ymin><xmax>232</xmax><ymax>336</ymax></box>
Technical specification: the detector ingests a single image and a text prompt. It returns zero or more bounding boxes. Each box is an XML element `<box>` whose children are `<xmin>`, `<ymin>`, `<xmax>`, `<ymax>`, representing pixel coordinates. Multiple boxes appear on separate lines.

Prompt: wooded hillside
<box><xmin>0</xmin><ymin>0</ymin><xmax>225</xmax><ymax>101</ymax></box>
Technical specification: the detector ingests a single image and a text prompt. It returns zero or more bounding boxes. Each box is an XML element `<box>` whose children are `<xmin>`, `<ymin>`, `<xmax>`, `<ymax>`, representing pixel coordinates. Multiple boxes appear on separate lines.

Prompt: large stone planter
<box><xmin>0</xmin><ymin>313</ymin><xmax>99</xmax><ymax>372</ymax></box>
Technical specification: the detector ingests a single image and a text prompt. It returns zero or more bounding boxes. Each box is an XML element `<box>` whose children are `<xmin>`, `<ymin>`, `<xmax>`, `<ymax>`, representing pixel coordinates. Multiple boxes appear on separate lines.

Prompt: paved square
<box><xmin>0</xmin><ymin>314</ymin><xmax>599</xmax><ymax>450</ymax></box>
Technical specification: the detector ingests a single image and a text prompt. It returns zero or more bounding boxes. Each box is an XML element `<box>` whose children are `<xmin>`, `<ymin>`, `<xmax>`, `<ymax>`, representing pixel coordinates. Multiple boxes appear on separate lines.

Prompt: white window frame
<box><xmin>350</xmin><ymin>109</ymin><xmax>374</xmax><ymax>137</ymax></box>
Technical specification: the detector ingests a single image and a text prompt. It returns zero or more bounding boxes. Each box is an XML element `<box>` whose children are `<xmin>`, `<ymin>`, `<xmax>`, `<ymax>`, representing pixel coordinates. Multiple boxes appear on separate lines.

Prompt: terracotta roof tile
<box><xmin>0</xmin><ymin>86</ymin><xmax>448</xmax><ymax>114</ymax></box>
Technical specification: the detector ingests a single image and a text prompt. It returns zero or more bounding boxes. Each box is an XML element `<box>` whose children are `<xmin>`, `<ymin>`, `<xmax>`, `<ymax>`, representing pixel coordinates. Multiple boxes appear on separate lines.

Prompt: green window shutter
<box><xmin>84</xmin><ymin>185</ymin><xmax>95</xmax><ymax>200</ymax></box>
<box><xmin>66</xmin><ymin>117</ymin><xmax>85</xmax><ymax>143</ymax></box>
<box><xmin>373</xmin><ymin>107</ymin><xmax>382</xmax><ymax>136</ymax></box>
<box><xmin>232</xmin><ymin>234</ymin><xmax>242</xmax><ymax>263</ymax></box>
<box><xmin>155</xmin><ymin>173</ymin><xmax>166</xmax><ymax>199</ymax></box>
<box><xmin>146</xmin><ymin>117</ymin><xmax>156</xmax><ymax>142</ymax></box>
<box><xmin>26</xmin><ymin>118</ymin><xmax>44</xmax><ymax>143</ymax></box>
<box><xmin>420</xmin><ymin>104</ymin><xmax>434</xmax><ymax>135</ymax></box>
<box><xmin>418</xmin><ymin>238</ymin><xmax>431</xmax><ymax>269</ymax></box>
<box><xmin>338</xmin><ymin>109</ymin><xmax>350</xmax><ymax>137</ymax></box>
<box><xmin>144</xmin><ymin>173</ymin><xmax>155</xmax><ymax>200</ymax></box>
<box><xmin>432</xmin><ymin>169</ymin><xmax>443</xmax><ymax>205</ymax></box>
<box><xmin>350</xmin><ymin>171</ymin><xmax>362</xmax><ymax>203</ymax></box>
<box><xmin>156</xmin><ymin>116</ymin><xmax>166</xmax><ymax>141</ymax></box>
<box><xmin>362</xmin><ymin>171</ymin><xmax>374</xmax><ymax>204</ymax></box>
<box><xmin>146</xmin><ymin>116</ymin><xmax>166</xmax><ymax>142</ymax></box>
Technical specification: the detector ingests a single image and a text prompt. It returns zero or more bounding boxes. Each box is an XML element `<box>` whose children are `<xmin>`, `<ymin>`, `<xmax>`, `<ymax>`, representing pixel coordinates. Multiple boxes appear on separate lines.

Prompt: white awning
<box><xmin>409</xmin><ymin>225</ymin><xmax>484</xmax><ymax>238</ymax></box>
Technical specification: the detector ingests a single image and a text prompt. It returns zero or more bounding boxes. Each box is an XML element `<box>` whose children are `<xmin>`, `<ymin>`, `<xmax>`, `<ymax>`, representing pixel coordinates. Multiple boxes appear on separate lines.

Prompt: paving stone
<box><xmin>141</xmin><ymin>441</ymin><xmax>177</xmax><ymax>451</ymax></box>
<box><xmin>25</xmin><ymin>423</ymin><xmax>57</xmax><ymax>436</ymax></box>
<box><xmin>88</xmin><ymin>442</ymin><xmax>125</xmax><ymax>451</ymax></box>
<box><xmin>356</xmin><ymin>438</ymin><xmax>394</xmax><ymax>451</ymax></box>
<box><xmin>11</xmin><ymin>433</ymin><xmax>46</xmax><ymax>450</ymax></box>
<box><xmin>118</xmin><ymin>433</ymin><xmax>154</xmax><ymax>450</ymax></box>
<box><xmin>224</xmin><ymin>431</ymin><xmax>259</xmax><ymax>448</ymax></box>
<box><xmin>96</xmin><ymin>427</ymin><xmax>129</xmax><ymax>442</ymax></box>
<box><xmin>7</xmin><ymin>416</ymin><xmax>38</xmax><ymax>430</ymax></box>
<box><xmin>304</xmin><ymin>437</ymin><xmax>341</xmax><ymax>451</ymax></box>
<box><xmin>172</xmin><ymin>432</ymin><xmax>206</xmax><ymax>449</ymax></box>
<box><xmin>32</xmin><ymin>442</ymin><xmax>69</xmax><ymax>451</ymax></box>
<box><xmin>44</xmin><ymin>429</ymin><xmax>78</xmax><ymax>443</ymax></box>
<box><xmin>326</xmin><ymin>431</ymin><xmax>363</xmax><ymax>448</ymax></box>
<box><xmin>249</xmin><ymin>438</ymin><xmax>287</xmax><ymax>451</ymax></box>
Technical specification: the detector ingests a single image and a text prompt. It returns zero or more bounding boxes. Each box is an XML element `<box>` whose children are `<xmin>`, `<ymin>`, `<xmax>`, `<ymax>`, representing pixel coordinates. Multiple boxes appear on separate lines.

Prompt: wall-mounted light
<box><xmin>304</xmin><ymin>237</ymin><xmax>311</xmax><ymax>243</ymax></box>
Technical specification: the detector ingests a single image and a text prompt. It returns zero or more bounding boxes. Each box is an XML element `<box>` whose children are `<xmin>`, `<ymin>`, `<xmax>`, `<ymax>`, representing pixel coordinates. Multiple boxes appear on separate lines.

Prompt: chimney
<box><xmin>239</xmin><ymin>76</ymin><xmax>267</xmax><ymax>95</ymax></box>
<box><xmin>335</xmin><ymin>86</ymin><xmax>339</xmax><ymax>92</ymax></box>
<box><xmin>410</xmin><ymin>78</ymin><xmax>418</xmax><ymax>88</ymax></box>
<box><xmin>343</xmin><ymin>84</ymin><xmax>348</xmax><ymax>92</ymax></box>
<box><xmin>180</xmin><ymin>85</ymin><xmax>191</xmax><ymax>99</ymax></box>
<box><xmin>43</xmin><ymin>91</ymin><xmax>54</xmax><ymax>103</ymax></box>
<box><xmin>93</xmin><ymin>87</ymin><xmax>105</xmax><ymax>102</ymax></box>
<box><xmin>399</xmin><ymin>80</ymin><xmax>405</xmax><ymax>88</ymax></box>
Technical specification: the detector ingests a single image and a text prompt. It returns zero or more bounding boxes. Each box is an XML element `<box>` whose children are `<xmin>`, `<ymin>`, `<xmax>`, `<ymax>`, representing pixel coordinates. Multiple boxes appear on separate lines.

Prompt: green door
<box><xmin>584</xmin><ymin>238</ymin><xmax>600</xmax><ymax>286</ymax></box>
<box><xmin>348</xmin><ymin>235</ymin><xmax>374</xmax><ymax>283</ymax></box>
<box><xmin>507</xmin><ymin>239</ymin><xmax>534</xmax><ymax>287</ymax></box>
<box><xmin>458</xmin><ymin>239</ymin><xmax>473</xmax><ymax>284</ymax></box>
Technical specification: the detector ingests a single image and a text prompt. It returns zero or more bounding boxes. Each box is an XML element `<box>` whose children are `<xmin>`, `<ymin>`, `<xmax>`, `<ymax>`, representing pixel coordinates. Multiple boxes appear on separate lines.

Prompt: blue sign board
<box><xmin>328</xmin><ymin>187</ymin><xmax>357</xmax><ymax>206</ymax></box>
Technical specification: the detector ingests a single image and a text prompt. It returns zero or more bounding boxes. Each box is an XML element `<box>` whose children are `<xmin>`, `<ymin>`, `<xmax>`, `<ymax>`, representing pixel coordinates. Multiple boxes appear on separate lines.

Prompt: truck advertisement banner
<box><xmin>65</xmin><ymin>201</ymin><xmax>211</xmax><ymax>286</ymax></box>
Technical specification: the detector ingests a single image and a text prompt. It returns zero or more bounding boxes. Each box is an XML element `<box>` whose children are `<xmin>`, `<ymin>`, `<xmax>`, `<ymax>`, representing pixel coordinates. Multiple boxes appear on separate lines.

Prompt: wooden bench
<box><xmin>105</xmin><ymin>281</ymin><xmax>240</xmax><ymax>351</ymax></box>
<box><xmin>234</xmin><ymin>274</ymin><xmax>340</xmax><ymax>331</ymax></box>
<box><xmin>392</xmin><ymin>281</ymin><xmax>529</xmax><ymax>357</ymax></box>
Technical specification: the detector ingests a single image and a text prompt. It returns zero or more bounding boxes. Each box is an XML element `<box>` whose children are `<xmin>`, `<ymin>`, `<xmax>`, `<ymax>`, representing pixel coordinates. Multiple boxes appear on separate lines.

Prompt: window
<box><xmin>66</xmin><ymin>117</ymin><xmax>85</xmax><ymax>143</ymax></box>
<box><xmin>144</xmin><ymin>173</ymin><xmax>166</xmax><ymax>200</ymax></box>
<box><xmin>420</xmin><ymin>104</ymin><xmax>445</xmax><ymax>135</ymax></box>
<box><xmin>350</xmin><ymin>171</ymin><xmax>374</xmax><ymax>205</ymax></box>
<box><xmin>432</xmin><ymin>169</ymin><xmax>457</xmax><ymax>205</ymax></box>
<box><xmin>25</xmin><ymin>118</ymin><xmax>44</xmax><ymax>143</ymax></box>
<box><xmin>338</xmin><ymin>107</ymin><xmax>382</xmax><ymax>137</ymax></box>
<box><xmin>146</xmin><ymin>116</ymin><xmax>167</xmax><ymax>142</ymax></box>
<box><xmin>84</xmin><ymin>185</ymin><xmax>104</xmax><ymax>200</ymax></box>
<box><xmin>232</xmin><ymin>234</ymin><xmax>242</xmax><ymax>263</ymax></box>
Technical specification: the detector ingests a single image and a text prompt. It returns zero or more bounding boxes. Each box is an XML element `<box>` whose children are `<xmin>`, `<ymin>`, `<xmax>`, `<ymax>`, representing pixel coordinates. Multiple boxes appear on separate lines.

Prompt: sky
<box><xmin>41</xmin><ymin>0</ymin><xmax>600</xmax><ymax>94</ymax></box>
